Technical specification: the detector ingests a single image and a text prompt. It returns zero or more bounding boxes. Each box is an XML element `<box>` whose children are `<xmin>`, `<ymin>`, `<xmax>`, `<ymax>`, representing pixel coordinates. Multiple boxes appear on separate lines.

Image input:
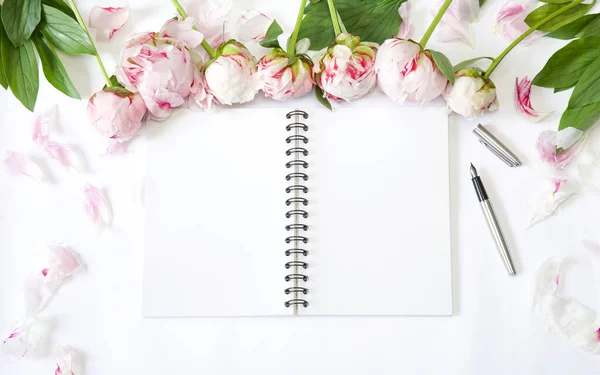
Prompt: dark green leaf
<box><xmin>558</xmin><ymin>101</ymin><xmax>600</xmax><ymax>131</ymax></box>
<box><xmin>453</xmin><ymin>56</ymin><xmax>494</xmax><ymax>72</ymax></box>
<box><xmin>578</xmin><ymin>13</ymin><xmax>600</xmax><ymax>37</ymax></box>
<box><xmin>104</xmin><ymin>75</ymin><xmax>122</xmax><ymax>89</ymax></box>
<box><xmin>1</xmin><ymin>0</ymin><xmax>42</xmax><ymax>46</ymax></box>
<box><xmin>41</xmin><ymin>0</ymin><xmax>75</xmax><ymax>19</ymax></box>
<box><xmin>533</xmin><ymin>37</ymin><xmax>600</xmax><ymax>89</ymax></box>
<box><xmin>554</xmin><ymin>85</ymin><xmax>575</xmax><ymax>92</ymax></box>
<box><xmin>39</xmin><ymin>5</ymin><xmax>94</xmax><ymax>55</ymax></box>
<box><xmin>297</xmin><ymin>2</ymin><xmax>336</xmax><ymax>50</ymax></box>
<box><xmin>428</xmin><ymin>50</ymin><xmax>454</xmax><ymax>85</ymax></box>
<box><xmin>315</xmin><ymin>85</ymin><xmax>332</xmax><ymax>111</ymax></box>
<box><xmin>568</xmin><ymin>55</ymin><xmax>600</xmax><ymax>108</ymax></box>
<box><xmin>260</xmin><ymin>20</ymin><xmax>283</xmax><ymax>49</ymax></box>
<box><xmin>0</xmin><ymin>6</ymin><xmax>10</xmax><ymax>89</ymax></box>
<box><xmin>32</xmin><ymin>33</ymin><xmax>80</xmax><ymax>99</ymax></box>
<box><xmin>539</xmin><ymin>0</ymin><xmax>572</xmax><ymax>3</ymax></box>
<box><xmin>479</xmin><ymin>0</ymin><xmax>486</xmax><ymax>6</ymax></box>
<box><xmin>546</xmin><ymin>13</ymin><xmax>598</xmax><ymax>39</ymax></box>
<box><xmin>525</xmin><ymin>1</ymin><xmax>596</xmax><ymax>33</ymax></box>
<box><xmin>2</xmin><ymin>38</ymin><xmax>39</xmax><ymax>111</ymax></box>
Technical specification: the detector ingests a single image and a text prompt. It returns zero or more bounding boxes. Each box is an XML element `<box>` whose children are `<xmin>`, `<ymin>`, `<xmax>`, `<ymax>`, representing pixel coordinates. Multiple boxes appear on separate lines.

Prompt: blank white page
<box><xmin>143</xmin><ymin>110</ymin><xmax>289</xmax><ymax>317</ymax></box>
<box><xmin>304</xmin><ymin>107</ymin><xmax>452</xmax><ymax>316</ymax></box>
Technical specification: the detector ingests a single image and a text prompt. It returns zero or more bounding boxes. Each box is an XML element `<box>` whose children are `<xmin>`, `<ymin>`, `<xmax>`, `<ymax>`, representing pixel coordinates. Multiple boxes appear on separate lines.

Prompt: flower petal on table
<box><xmin>55</xmin><ymin>347</ymin><xmax>80</xmax><ymax>375</ymax></box>
<box><xmin>432</xmin><ymin>0</ymin><xmax>479</xmax><ymax>46</ymax></box>
<box><xmin>104</xmin><ymin>139</ymin><xmax>130</xmax><ymax>155</ymax></box>
<box><xmin>32</xmin><ymin>105</ymin><xmax>57</xmax><ymax>145</ymax></box>
<box><xmin>397</xmin><ymin>1</ymin><xmax>413</xmax><ymax>39</ymax></box>
<box><xmin>43</xmin><ymin>142</ymin><xmax>83</xmax><ymax>171</ymax></box>
<box><xmin>83</xmin><ymin>184</ymin><xmax>112</xmax><ymax>227</ymax></box>
<box><xmin>495</xmin><ymin>0</ymin><xmax>542</xmax><ymax>45</ymax></box>
<box><xmin>3</xmin><ymin>151</ymin><xmax>46</xmax><ymax>182</ymax></box>
<box><xmin>515</xmin><ymin>76</ymin><xmax>551</xmax><ymax>122</ymax></box>
<box><xmin>89</xmin><ymin>4</ymin><xmax>130</xmax><ymax>42</ymax></box>
<box><xmin>537</xmin><ymin>129</ymin><xmax>585</xmax><ymax>170</ymax></box>
<box><xmin>235</xmin><ymin>9</ymin><xmax>271</xmax><ymax>43</ymax></box>
<box><xmin>528</xmin><ymin>178</ymin><xmax>576</xmax><ymax>227</ymax></box>
<box><xmin>1</xmin><ymin>316</ymin><xmax>48</xmax><ymax>358</ymax></box>
<box><xmin>160</xmin><ymin>17</ymin><xmax>204</xmax><ymax>48</ymax></box>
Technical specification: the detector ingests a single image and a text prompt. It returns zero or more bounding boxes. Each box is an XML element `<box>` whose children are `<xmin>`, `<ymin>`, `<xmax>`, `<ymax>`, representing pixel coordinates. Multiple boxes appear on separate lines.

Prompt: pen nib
<box><xmin>470</xmin><ymin>163</ymin><xmax>478</xmax><ymax>178</ymax></box>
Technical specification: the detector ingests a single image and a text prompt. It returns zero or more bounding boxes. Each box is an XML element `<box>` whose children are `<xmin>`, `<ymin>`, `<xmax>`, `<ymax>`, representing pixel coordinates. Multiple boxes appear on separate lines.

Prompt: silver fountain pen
<box><xmin>470</xmin><ymin>164</ymin><xmax>517</xmax><ymax>276</ymax></box>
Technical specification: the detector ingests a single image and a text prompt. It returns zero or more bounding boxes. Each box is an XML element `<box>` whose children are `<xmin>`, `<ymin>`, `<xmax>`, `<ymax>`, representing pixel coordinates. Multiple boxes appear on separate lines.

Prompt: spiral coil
<box><xmin>285</xmin><ymin>110</ymin><xmax>309</xmax><ymax>310</ymax></box>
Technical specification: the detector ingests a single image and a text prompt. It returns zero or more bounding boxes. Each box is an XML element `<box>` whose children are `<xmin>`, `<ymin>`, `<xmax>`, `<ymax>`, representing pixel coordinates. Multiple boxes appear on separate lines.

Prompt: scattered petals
<box><xmin>1</xmin><ymin>316</ymin><xmax>48</xmax><ymax>358</ymax></box>
<box><xmin>515</xmin><ymin>76</ymin><xmax>551</xmax><ymax>121</ymax></box>
<box><xmin>496</xmin><ymin>0</ymin><xmax>543</xmax><ymax>45</ymax></box>
<box><xmin>43</xmin><ymin>142</ymin><xmax>83</xmax><ymax>171</ymax></box>
<box><xmin>55</xmin><ymin>347</ymin><xmax>80</xmax><ymax>375</ymax></box>
<box><xmin>4</xmin><ymin>151</ymin><xmax>46</xmax><ymax>182</ymax></box>
<box><xmin>533</xmin><ymin>257</ymin><xmax>600</xmax><ymax>354</ymax></box>
<box><xmin>537</xmin><ymin>129</ymin><xmax>585</xmax><ymax>170</ymax></box>
<box><xmin>83</xmin><ymin>184</ymin><xmax>112</xmax><ymax>227</ymax></box>
<box><xmin>397</xmin><ymin>1</ymin><xmax>413</xmax><ymax>39</ymax></box>
<box><xmin>235</xmin><ymin>9</ymin><xmax>271</xmax><ymax>43</ymax></box>
<box><xmin>32</xmin><ymin>106</ymin><xmax>57</xmax><ymax>145</ymax></box>
<box><xmin>433</xmin><ymin>0</ymin><xmax>479</xmax><ymax>46</ymax></box>
<box><xmin>89</xmin><ymin>5</ymin><xmax>130</xmax><ymax>41</ymax></box>
<box><xmin>582</xmin><ymin>240</ymin><xmax>600</xmax><ymax>258</ymax></box>
<box><xmin>528</xmin><ymin>179</ymin><xmax>576</xmax><ymax>227</ymax></box>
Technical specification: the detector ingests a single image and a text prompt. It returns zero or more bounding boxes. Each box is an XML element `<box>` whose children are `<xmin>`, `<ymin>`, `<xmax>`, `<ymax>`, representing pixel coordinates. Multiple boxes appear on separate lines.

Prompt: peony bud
<box><xmin>202</xmin><ymin>40</ymin><xmax>260</xmax><ymax>105</ymax></box>
<box><xmin>86</xmin><ymin>88</ymin><xmax>147</xmax><ymax>140</ymax></box>
<box><xmin>256</xmin><ymin>48</ymin><xmax>314</xmax><ymax>101</ymax></box>
<box><xmin>375</xmin><ymin>38</ymin><xmax>448</xmax><ymax>104</ymax></box>
<box><xmin>444</xmin><ymin>68</ymin><xmax>499</xmax><ymax>118</ymax></box>
<box><xmin>314</xmin><ymin>33</ymin><xmax>378</xmax><ymax>102</ymax></box>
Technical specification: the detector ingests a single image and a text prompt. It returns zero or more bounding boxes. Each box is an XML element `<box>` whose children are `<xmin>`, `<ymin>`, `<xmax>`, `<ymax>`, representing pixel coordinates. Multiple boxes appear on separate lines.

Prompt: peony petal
<box><xmin>514</xmin><ymin>76</ymin><xmax>551</xmax><ymax>121</ymax></box>
<box><xmin>495</xmin><ymin>0</ymin><xmax>543</xmax><ymax>45</ymax></box>
<box><xmin>556</xmin><ymin>127</ymin><xmax>584</xmax><ymax>150</ymax></box>
<box><xmin>397</xmin><ymin>1</ymin><xmax>413</xmax><ymax>39</ymax></box>
<box><xmin>1</xmin><ymin>316</ymin><xmax>48</xmax><ymax>358</ymax></box>
<box><xmin>104</xmin><ymin>139</ymin><xmax>130</xmax><ymax>155</ymax></box>
<box><xmin>433</xmin><ymin>0</ymin><xmax>479</xmax><ymax>46</ymax></box>
<box><xmin>295</xmin><ymin>38</ymin><xmax>311</xmax><ymax>55</ymax></box>
<box><xmin>235</xmin><ymin>9</ymin><xmax>272</xmax><ymax>43</ymax></box>
<box><xmin>43</xmin><ymin>141</ymin><xmax>83</xmax><ymax>171</ymax></box>
<box><xmin>536</xmin><ymin>129</ymin><xmax>586</xmax><ymax>170</ymax></box>
<box><xmin>89</xmin><ymin>4</ymin><xmax>130</xmax><ymax>42</ymax></box>
<box><xmin>83</xmin><ymin>184</ymin><xmax>112</xmax><ymax>227</ymax></box>
<box><xmin>4</xmin><ymin>151</ymin><xmax>46</xmax><ymax>182</ymax></box>
<box><xmin>160</xmin><ymin>18</ymin><xmax>204</xmax><ymax>48</ymax></box>
<box><xmin>528</xmin><ymin>178</ymin><xmax>576</xmax><ymax>227</ymax></box>
<box><xmin>55</xmin><ymin>347</ymin><xmax>80</xmax><ymax>375</ymax></box>
<box><xmin>32</xmin><ymin>105</ymin><xmax>57</xmax><ymax>145</ymax></box>
<box><xmin>582</xmin><ymin>239</ymin><xmax>600</xmax><ymax>258</ymax></box>
<box><xmin>183</xmin><ymin>0</ymin><xmax>233</xmax><ymax>47</ymax></box>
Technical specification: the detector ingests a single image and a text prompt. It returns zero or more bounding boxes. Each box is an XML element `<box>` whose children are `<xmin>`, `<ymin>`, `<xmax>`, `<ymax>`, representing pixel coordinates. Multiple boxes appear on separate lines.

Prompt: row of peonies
<box><xmin>87</xmin><ymin>16</ymin><xmax>499</xmax><ymax>145</ymax></box>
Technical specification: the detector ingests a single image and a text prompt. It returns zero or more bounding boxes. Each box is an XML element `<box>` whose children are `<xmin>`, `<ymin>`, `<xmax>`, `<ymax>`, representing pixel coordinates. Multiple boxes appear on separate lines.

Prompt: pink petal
<box><xmin>104</xmin><ymin>139</ymin><xmax>130</xmax><ymax>155</ymax></box>
<box><xmin>160</xmin><ymin>18</ymin><xmax>204</xmax><ymax>48</ymax></box>
<box><xmin>89</xmin><ymin>5</ymin><xmax>130</xmax><ymax>42</ymax></box>
<box><xmin>496</xmin><ymin>0</ymin><xmax>543</xmax><ymax>45</ymax></box>
<box><xmin>4</xmin><ymin>151</ymin><xmax>46</xmax><ymax>182</ymax></box>
<box><xmin>83</xmin><ymin>184</ymin><xmax>112</xmax><ymax>227</ymax></box>
<box><xmin>536</xmin><ymin>129</ymin><xmax>585</xmax><ymax>170</ymax></box>
<box><xmin>515</xmin><ymin>76</ymin><xmax>551</xmax><ymax>121</ymax></box>
<box><xmin>397</xmin><ymin>1</ymin><xmax>413</xmax><ymax>39</ymax></box>
<box><xmin>433</xmin><ymin>0</ymin><xmax>479</xmax><ymax>46</ymax></box>
<box><xmin>181</xmin><ymin>0</ymin><xmax>232</xmax><ymax>46</ymax></box>
<box><xmin>43</xmin><ymin>141</ymin><xmax>83</xmax><ymax>171</ymax></box>
<box><xmin>528</xmin><ymin>178</ymin><xmax>575</xmax><ymax>227</ymax></box>
<box><xmin>55</xmin><ymin>347</ymin><xmax>80</xmax><ymax>375</ymax></box>
<box><xmin>1</xmin><ymin>317</ymin><xmax>48</xmax><ymax>358</ymax></box>
<box><xmin>235</xmin><ymin>9</ymin><xmax>271</xmax><ymax>43</ymax></box>
<box><xmin>32</xmin><ymin>106</ymin><xmax>57</xmax><ymax>145</ymax></box>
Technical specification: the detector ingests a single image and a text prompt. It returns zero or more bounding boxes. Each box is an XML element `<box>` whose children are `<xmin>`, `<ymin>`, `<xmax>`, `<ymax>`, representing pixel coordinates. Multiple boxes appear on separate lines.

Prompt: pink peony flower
<box><xmin>496</xmin><ymin>0</ymin><xmax>542</xmax><ymax>45</ymax></box>
<box><xmin>444</xmin><ymin>68</ymin><xmax>498</xmax><ymax>118</ymax></box>
<box><xmin>87</xmin><ymin>88</ymin><xmax>147</xmax><ymax>140</ymax></box>
<box><xmin>315</xmin><ymin>33</ymin><xmax>378</xmax><ymax>102</ymax></box>
<box><xmin>256</xmin><ymin>47</ymin><xmax>314</xmax><ymax>101</ymax></box>
<box><xmin>375</xmin><ymin>38</ymin><xmax>448</xmax><ymax>104</ymax></box>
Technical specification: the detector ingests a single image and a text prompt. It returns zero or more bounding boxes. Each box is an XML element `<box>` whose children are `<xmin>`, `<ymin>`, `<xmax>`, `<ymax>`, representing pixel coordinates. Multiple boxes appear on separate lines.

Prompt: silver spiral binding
<box><xmin>285</xmin><ymin>110</ymin><xmax>309</xmax><ymax>310</ymax></box>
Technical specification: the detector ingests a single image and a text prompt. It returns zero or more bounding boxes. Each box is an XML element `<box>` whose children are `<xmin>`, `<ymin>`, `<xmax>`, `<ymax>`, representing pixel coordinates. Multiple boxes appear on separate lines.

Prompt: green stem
<box><xmin>66</xmin><ymin>0</ymin><xmax>111</xmax><ymax>87</ymax></box>
<box><xmin>326</xmin><ymin>0</ymin><xmax>342</xmax><ymax>35</ymax></box>
<box><xmin>484</xmin><ymin>0</ymin><xmax>585</xmax><ymax>78</ymax></box>
<box><xmin>171</xmin><ymin>0</ymin><xmax>216</xmax><ymax>58</ymax></box>
<box><xmin>288</xmin><ymin>0</ymin><xmax>308</xmax><ymax>56</ymax></box>
<box><xmin>420</xmin><ymin>0</ymin><xmax>453</xmax><ymax>48</ymax></box>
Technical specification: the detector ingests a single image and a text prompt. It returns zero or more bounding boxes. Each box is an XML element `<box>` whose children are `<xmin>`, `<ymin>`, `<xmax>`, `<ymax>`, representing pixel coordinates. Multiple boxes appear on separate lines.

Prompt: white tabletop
<box><xmin>1</xmin><ymin>0</ymin><xmax>600</xmax><ymax>374</ymax></box>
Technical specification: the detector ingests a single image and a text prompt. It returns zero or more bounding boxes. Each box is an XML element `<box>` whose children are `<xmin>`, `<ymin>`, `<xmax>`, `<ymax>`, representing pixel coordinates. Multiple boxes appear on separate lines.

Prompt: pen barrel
<box><xmin>471</xmin><ymin>177</ymin><xmax>488</xmax><ymax>202</ymax></box>
<box><xmin>480</xmin><ymin>200</ymin><xmax>516</xmax><ymax>276</ymax></box>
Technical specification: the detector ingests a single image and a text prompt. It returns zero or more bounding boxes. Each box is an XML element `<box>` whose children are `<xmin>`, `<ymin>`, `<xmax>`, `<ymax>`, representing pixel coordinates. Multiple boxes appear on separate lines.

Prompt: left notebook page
<box><xmin>143</xmin><ymin>110</ymin><xmax>289</xmax><ymax>317</ymax></box>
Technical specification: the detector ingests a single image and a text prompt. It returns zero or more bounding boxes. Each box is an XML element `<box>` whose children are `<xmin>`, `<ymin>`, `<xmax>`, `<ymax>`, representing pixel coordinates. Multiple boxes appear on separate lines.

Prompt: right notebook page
<box><xmin>303</xmin><ymin>107</ymin><xmax>452</xmax><ymax>316</ymax></box>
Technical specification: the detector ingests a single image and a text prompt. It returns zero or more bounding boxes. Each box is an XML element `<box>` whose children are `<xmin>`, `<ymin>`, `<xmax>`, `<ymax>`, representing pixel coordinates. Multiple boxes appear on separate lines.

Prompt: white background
<box><xmin>2</xmin><ymin>0</ymin><xmax>600</xmax><ymax>374</ymax></box>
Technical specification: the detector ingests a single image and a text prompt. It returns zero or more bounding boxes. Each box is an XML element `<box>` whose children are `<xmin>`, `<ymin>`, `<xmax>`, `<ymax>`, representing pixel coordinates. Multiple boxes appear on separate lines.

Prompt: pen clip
<box><xmin>473</xmin><ymin>124</ymin><xmax>522</xmax><ymax>167</ymax></box>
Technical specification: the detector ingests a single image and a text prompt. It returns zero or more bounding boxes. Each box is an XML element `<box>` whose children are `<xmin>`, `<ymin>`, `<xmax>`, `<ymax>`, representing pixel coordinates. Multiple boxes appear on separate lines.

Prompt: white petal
<box><xmin>582</xmin><ymin>239</ymin><xmax>600</xmax><ymax>258</ymax></box>
<box><xmin>89</xmin><ymin>5</ymin><xmax>130</xmax><ymax>42</ymax></box>
<box><xmin>1</xmin><ymin>316</ymin><xmax>49</xmax><ymax>358</ymax></box>
<box><xmin>235</xmin><ymin>9</ymin><xmax>271</xmax><ymax>43</ymax></box>
<box><xmin>83</xmin><ymin>184</ymin><xmax>112</xmax><ymax>227</ymax></box>
<box><xmin>55</xmin><ymin>347</ymin><xmax>81</xmax><ymax>375</ymax></box>
<box><xmin>3</xmin><ymin>151</ymin><xmax>47</xmax><ymax>182</ymax></box>
<box><xmin>397</xmin><ymin>1</ymin><xmax>413</xmax><ymax>39</ymax></box>
<box><xmin>556</xmin><ymin>127</ymin><xmax>584</xmax><ymax>150</ymax></box>
<box><xmin>528</xmin><ymin>179</ymin><xmax>576</xmax><ymax>227</ymax></box>
<box><xmin>295</xmin><ymin>38</ymin><xmax>311</xmax><ymax>55</ymax></box>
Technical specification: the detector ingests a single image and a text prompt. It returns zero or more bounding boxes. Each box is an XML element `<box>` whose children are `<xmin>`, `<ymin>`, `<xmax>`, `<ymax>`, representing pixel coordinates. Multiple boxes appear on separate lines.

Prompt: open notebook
<box><xmin>143</xmin><ymin>107</ymin><xmax>452</xmax><ymax>317</ymax></box>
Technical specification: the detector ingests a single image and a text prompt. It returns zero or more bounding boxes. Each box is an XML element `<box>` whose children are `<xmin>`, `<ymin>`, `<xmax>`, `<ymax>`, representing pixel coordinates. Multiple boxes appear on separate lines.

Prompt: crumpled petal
<box><xmin>1</xmin><ymin>316</ymin><xmax>48</xmax><ymax>358</ymax></box>
<box><xmin>537</xmin><ymin>129</ymin><xmax>586</xmax><ymax>170</ymax></box>
<box><xmin>25</xmin><ymin>244</ymin><xmax>81</xmax><ymax>314</ymax></box>
<box><xmin>43</xmin><ymin>142</ymin><xmax>83</xmax><ymax>171</ymax></box>
<box><xmin>495</xmin><ymin>0</ymin><xmax>543</xmax><ymax>45</ymax></box>
<box><xmin>32</xmin><ymin>105</ymin><xmax>57</xmax><ymax>145</ymax></box>
<box><xmin>528</xmin><ymin>178</ymin><xmax>576</xmax><ymax>227</ymax></box>
<box><xmin>582</xmin><ymin>239</ymin><xmax>600</xmax><ymax>258</ymax></box>
<box><xmin>515</xmin><ymin>76</ymin><xmax>551</xmax><ymax>121</ymax></box>
<box><xmin>160</xmin><ymin>17</ymin><xmax>204</xmax><ymax>48</ymax></box>
<box><xmin>89</xmin><ymin>4</ymin><xmax>130</xmax><ymax>41</ymax></box>
<box><xmin>235</xmin><ymin>9</ymin><xmax>271</xmax><ymax>43</ymax></box>
<box><xmin>397</xmin><ymin>1</ymin><xmax>413</xmax><ymax>39</ymax></box>
<box><xmin>55</xmin><ymin>347</ymin><xmax>80</xmax><ymax>375</ymax></box>
<box><xmin>533</xmin><ymin>257</ymin><xmax>600</xmax><ymax>354</ymax></box>
<box><xmin>83</xmin><ymin>184</ymin><xmax>112</xmax><ymax>227</ymax></box>
<box><xmin>433</xmin><ymin>0</ymin><xmax>479</xmax><ymax>46</ymax></box>
<box><xmin>4</xmin><ymin>151</ymin><xmax>46</xmax><ymax>182</ymax></box>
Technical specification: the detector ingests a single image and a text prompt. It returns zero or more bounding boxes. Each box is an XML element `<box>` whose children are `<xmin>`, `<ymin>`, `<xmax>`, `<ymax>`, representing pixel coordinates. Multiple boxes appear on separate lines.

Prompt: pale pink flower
<box><xmin>55</xmin><ymin>347</ymin><xmax>80</xmax><ymax>375</ymax></box>
<box><xmin>88</xmin><ymin>4</ymin><xmax>130</xmax><ymax>41</ymax></box>
<box><xmin>515</xmin><ymin>76</ymin><xmax>551</xmax><ymax>121</ymax></box>
<box><xmin>180</xmin><ymin>0</ymin><xmax>233</xmax><ymax>47</ymax></box>
<box><xmin>315</xmin><ymin>33</ymin><xmax>378</xmax><ymax>102</ymax></box>
<box><xmin>537</xmin><ymin>128</ymin><xmax>585</xmax><ymax>169</ymax></box>
<box><xmin>4</xmin><ymin>151</ymin><xmax>46</xmax><ymax>182</ymax></box>
<box><xmin>87</xmin><ymin>89</ymin><xmax>147</xmax><ymax>140</ymax></box>
<box><xmin>375</xmin><ymin>38</ymin><xmax>447</xmax><ymax>104</ymax></box>
<box><xmin>42</xmin><ymin>141</ymin><xmax>82</xmax><ymax>171</ymax></box>
<box><xmin>31</xmin><ymin>106</ymin><xmax>56</xmax><ymax>145</ymax></box>
<box><xmin>433</xmin><ymin>0</ymin><xmax>479</xmax><ymax>46</ymax></box>
<box><xmin>444</xmin><ymin>68</ymin><xmax>498</xmax><ymax>118</ymax></box>
<box><xmin>1</xmin><ymin>317</ymin><xmax>48</xmax><ymax>358</ymax></box>
<box><xmin>83</xmin><ymin>184</ymin><xmax>111</xmax><ymax>227</ymax></box>
<box><xmin>235</xmin><ymin>9</ymin><xmax>271</xmax><ymax>43</ymax></box>
<box><xmin>529</xmin><ymin>179</ymin><xmax>575</xmax><ymax>227</ymax></box>
<box><xmin>397</xmin><ymin>1</ymin><xmax>413</xmax><ymax>39</ymax></box>
<box><xmin>496</xmin><ymin>0</ymin><xmax>542</xmax><ymax>45</ymax></box>
<box><xmin>256</xmin><ymin>47</ymin><xmax>314</xmax><ymax>101</ymax></box>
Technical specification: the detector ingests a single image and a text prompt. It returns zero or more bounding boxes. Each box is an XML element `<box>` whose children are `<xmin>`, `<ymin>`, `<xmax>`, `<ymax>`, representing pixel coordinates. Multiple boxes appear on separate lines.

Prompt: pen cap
<box><xmin>473</xmin><ymin>124</ymin><xmax>522</xmax><ymax>167</ymax></box>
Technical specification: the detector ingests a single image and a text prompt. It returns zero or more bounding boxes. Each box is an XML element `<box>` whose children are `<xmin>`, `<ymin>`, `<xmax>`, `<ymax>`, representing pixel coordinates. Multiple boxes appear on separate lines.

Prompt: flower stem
<box><xmin>420</xmin><ymin>0</ymin><xmax>453</xmax><ymax>48</ymax></box>
<box><xmin>65</xmin><ymin>0</ymin><xmax>112</xmax><ymax>87</ymax></box>
<box><xmin>171</xmin><ymin>0</ymin><xmax>217</xmax><ymax>58</ymax></box>
<box><xmin>326</xmin><ymin>0</ymin><xmax>342</xmax><ymax>35</ymax></box>
<box><xmin>484</xmin><ymin>0</ymin><xmax>585</xmax><ymax>78</ymax></box>
<box><xmin>288</xmin><ymin>0</ymin><xmax>308</xmax><ymax>56</ymax></box>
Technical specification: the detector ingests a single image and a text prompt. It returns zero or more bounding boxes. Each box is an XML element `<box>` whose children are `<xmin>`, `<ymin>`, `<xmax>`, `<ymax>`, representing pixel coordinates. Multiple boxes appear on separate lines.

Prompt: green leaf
<box><xmin>578</xmin><ymin>13</ymin><xmax>600</xmax><ymax>37</ymax></box>
<box><xmin>479</xmin><ymin>0</ymin><xmax>486</xmax><ymax>6</ymax></box>
<box><xmin>314</xmin><ymin>85</ymin><xmax>332</xmax><ymax>111</ymax></box>
<box><xmin>546</xmin><ymin>13</ymin><xmax>598</xmax><ymax>39</ymax></box>
<box><xmin>104</xmin><ymin>75</ymin><xmax>122</xmax><ymax>89</ymax></box>
<box><xmin>539</xmin><ymin>0</ymin><xmax>572</xmax><ymax>3</ymax></box>
<box><xmin>568</xmin><ymin>55</ymin><xmax>600</xmax><ymax>108</ymax></box>
<box><xmin>41</xmin><ymin>0</ymin><xmax>76</xmax><ymax>19</ymax></box>
<box><xmin>453</xmin><ymin>56</ymin><xmax>494</xmax><ymax>72</ymax></box>
<box><xmin>428</xmin><ymin>50</ymin><xmax>454</xmax><ymax>85</ymax></box>
<box><xmin>1</xmin><ymin>0</ymin><xmax>42</xmax><ymax>46</ymax></box>
<box><xmin>298</xmin><ymin>0</ymin><xmax>407</xmax><ymax>51</ymax></box>
<box><xmin>32</xmin><ymin>32</ymin><xmax>80</xmax><ymax>99</ymax></box>
<box><xmin>558</xmin><ymin>101</ymin><xmax>600</xmax><ymax>131</ymax></box>
<box><xmin>0</xmin><ymin>6</ymin><xmax>10</xmax><ymax>89</ymax></box>
<box><xmin>525</xmin><ymin>1</ymin><xmax>596</xmax><ymax>33</ymax></box>
<box><xmin>260</xmin><ymin>20</ymin><xmax>283</xmax><ymax>49</ymax></box>
<box><xmin>533</xmin><ymin>37</ymin><xmax>600</xmax><ymax>89</ymax></box>
<box><xmin>2</xmin><ymin>38</ymin><xmax>39</xmax><ymax>111</ymax></box>
<box><xmin>39</xmin><ymin>5</ymin><xmax>94</xmax><ymax>55</ymax></box>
